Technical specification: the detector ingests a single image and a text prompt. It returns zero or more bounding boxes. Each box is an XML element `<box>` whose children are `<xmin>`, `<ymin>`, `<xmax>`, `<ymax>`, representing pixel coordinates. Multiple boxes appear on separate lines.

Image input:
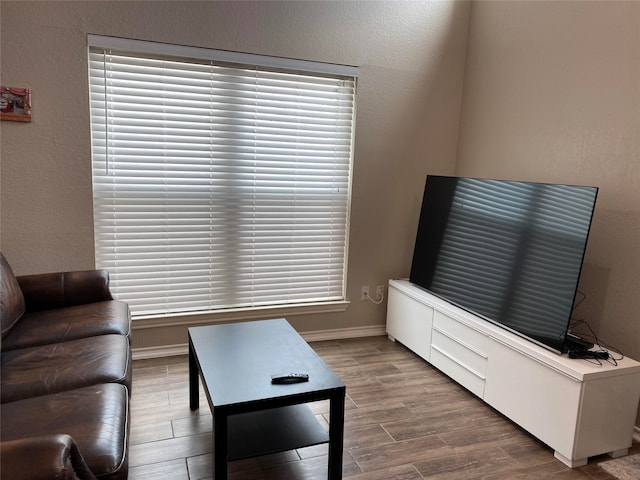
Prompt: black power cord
<box><xmin>567</xmin><ymin>290</ymin><xmax>624</xmax><ymax>366</ymax></box>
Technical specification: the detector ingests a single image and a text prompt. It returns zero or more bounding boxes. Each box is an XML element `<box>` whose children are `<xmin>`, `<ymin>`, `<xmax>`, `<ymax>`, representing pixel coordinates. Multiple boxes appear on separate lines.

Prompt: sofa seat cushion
<box><xmin>1</xmin><ymin>301</ymin><xmax>131</xmax><ymax>351</ymax></box>
<box><xmin>0</xmin><ymin>384</ymin><xmax>129</xmax><ymax>480</ymax></box>
<box><xmin>1</xmin><ymin>335</ymin><xmax>131</xmax><ymax>403</ymax></box>
<box><xmin>0</xmin><ymin>434</ymin><xmax>98</xmax><ymax>480</ymax></box>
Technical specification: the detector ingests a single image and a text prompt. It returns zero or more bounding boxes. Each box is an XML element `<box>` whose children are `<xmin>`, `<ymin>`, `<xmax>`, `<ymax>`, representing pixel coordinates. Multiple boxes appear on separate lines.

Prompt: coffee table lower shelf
<box><xmin>227</xmin><ymin>404</ymin><xmax>329</xmax><ymax>461</ymax></box>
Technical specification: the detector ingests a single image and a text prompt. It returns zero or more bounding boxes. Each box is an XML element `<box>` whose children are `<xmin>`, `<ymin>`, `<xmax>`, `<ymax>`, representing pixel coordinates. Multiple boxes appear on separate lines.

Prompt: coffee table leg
<box><xmin>189</xmin><ymin>339</ymin><xmax>199</xmax><ymax>410</ymax></box>
<box><xmin>328</xmin><ymin>394</ymin><xmax>345</xmax><ymax>480</ymax></box>
<box><xmin>214</xmin><ymin>411</ymin><xmax>228</xmax><ymax>479</ymax></box>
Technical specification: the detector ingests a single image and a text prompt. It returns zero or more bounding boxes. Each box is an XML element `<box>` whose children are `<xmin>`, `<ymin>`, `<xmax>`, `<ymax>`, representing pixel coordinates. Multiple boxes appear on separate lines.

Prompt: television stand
<box><xmin>386</xmin><ymin>279</ymin><xmax>640</xmax><ymax>468</ymax></box>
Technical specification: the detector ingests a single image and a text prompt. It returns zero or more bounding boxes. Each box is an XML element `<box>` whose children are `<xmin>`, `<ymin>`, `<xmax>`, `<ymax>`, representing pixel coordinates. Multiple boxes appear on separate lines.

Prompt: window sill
<box><xmin>131</xmin><ymin>301</ymin><xmax>350</xmax><ymax>330</ymax></box>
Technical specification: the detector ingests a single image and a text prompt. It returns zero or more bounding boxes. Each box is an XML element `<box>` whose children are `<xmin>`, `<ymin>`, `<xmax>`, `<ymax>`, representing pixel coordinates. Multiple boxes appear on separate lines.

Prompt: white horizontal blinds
<box><xmin>89</xmin><ymin>46</ymin><xmax>355</xmax><ymax>316</ymax></box>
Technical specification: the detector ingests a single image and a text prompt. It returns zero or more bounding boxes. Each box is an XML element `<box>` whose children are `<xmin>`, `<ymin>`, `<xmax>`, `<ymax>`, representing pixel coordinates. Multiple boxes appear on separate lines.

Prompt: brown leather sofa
<box><xmin>0</xmin><ymin>253</ymin><xmax>132</xmax><ymax>480</ymax></box>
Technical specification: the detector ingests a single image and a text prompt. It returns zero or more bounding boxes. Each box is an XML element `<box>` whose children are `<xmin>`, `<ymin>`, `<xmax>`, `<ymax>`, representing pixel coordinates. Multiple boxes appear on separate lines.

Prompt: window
<box><xmin>88</xmin><ymin>36</ymin><xmax>357</xmax><ymax>317</ymax></box>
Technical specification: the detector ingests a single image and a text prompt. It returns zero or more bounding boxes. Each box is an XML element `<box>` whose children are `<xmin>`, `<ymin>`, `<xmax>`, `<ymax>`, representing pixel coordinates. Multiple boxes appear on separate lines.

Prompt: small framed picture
<box><xmin>1</xmin><ymin>86</ymin><xmax>32</xmax><ymax>122</ymax></box>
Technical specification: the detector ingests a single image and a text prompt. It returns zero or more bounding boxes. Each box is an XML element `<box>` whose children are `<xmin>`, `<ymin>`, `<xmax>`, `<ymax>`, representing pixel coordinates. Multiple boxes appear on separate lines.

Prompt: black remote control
<box><xmin>271</xmin><ymin>373</ymin><xmax>309</xmax><ymax>384</ymax></box>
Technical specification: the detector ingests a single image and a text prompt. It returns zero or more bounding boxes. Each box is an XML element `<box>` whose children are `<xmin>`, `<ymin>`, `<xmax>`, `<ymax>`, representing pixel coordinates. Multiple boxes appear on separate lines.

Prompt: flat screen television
<box><xmin>409</xmin><ymin>175</ymin><xmax>598</xmax><ymax>354</ymax></box>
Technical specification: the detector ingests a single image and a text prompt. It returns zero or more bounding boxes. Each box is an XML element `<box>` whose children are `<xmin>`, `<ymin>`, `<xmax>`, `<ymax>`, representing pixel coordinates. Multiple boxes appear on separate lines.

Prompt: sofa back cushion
<box><xmin>1</xmin><ymin>253</ymin><xmax>25</xmax><ymax>340</ymax></box>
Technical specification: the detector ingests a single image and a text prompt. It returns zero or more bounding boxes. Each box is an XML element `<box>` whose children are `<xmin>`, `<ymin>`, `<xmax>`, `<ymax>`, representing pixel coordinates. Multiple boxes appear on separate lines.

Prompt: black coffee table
<box><xmin>189</xmin><ymin>318</ymin><xmax>346</xmax><ymax>479</ymax></box>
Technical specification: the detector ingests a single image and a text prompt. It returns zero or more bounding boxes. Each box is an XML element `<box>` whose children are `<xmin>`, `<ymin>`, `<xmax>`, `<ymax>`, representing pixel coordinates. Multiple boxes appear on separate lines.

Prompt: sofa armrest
<box><xmin>0</xmin><ymin>434</ymin><xmax>97</xmax><ymax>480</ymax></box>
<box><xmin>17</xmin><ymin>270</ymin><xmax>113</xmax><ymax>312</ymax></box>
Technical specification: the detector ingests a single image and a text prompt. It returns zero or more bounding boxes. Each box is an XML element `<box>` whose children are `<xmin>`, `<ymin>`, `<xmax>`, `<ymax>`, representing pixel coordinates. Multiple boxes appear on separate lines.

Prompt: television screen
<box><xmin>410</xmin><ymin>176</ymin><xmax>598</xmax><ymax>354</ymax></box>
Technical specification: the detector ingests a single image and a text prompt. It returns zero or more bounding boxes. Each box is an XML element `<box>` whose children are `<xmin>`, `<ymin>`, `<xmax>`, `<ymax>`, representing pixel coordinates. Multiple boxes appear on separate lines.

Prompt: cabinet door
<box><xmin>484</xmin><ymin>339</ymin><xmax>581</xmax><ymax>462</ymax></box>
<box><xmin>386</xmin><ymin>284</ymin><xmax>433</xmax><ymax>361</ymax></box>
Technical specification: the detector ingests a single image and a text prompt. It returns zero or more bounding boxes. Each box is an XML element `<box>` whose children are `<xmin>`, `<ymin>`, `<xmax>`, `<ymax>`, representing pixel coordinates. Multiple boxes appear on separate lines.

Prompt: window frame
<box><xmin>88</xmin><ymin>35</ymin><xmax>357</xmax><ymax>320</ymax></box>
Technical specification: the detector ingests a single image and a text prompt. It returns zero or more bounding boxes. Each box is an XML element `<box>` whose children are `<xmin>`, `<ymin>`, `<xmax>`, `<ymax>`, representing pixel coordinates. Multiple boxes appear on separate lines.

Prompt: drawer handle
<box><xmin>432</xmin><ymin>326</ymin><xmax>488</xmax><ymax>359</ymax></box>
<box><xmin>432</xmin><ymin>345</ymin><xmax>486</xmax><ymax>380</ymax></box>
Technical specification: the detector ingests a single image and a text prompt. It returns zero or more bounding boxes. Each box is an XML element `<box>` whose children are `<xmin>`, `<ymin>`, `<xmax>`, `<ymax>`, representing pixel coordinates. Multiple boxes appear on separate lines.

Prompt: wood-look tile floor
<box><xmin>129</xmin><ymin>335</ymin><xmax>638</xmax><ymax>479</ymax></box>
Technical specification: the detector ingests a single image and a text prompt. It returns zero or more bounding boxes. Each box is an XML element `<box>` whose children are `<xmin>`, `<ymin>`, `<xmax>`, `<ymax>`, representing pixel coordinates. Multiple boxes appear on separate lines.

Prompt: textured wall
<box><xmin>0</xmin><ymin>1</ymin><xmax>470</xmax><ymax>342</ymax></box>
<box><xmin>457</xmin><ymin>1</ymin><xmax>640</xmax><ymax>424</ymax></box>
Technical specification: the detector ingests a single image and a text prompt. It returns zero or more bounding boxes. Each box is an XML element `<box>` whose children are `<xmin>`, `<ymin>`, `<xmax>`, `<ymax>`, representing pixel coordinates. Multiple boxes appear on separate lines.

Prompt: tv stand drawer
<box><xmin>430</xmin><ymin>328</ymin><xmax>487</xmax><ymax>398</ymax></box>
<box><xmin>433</xmin><ymin>311</ymin><xmax>489</xmax><ymax>355</ymax></box>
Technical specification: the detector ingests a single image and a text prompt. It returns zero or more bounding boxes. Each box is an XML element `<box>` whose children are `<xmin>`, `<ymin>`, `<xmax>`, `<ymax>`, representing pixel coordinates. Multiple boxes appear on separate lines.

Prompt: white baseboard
<box><xmin>634</xmin><ymin>426</ymin><xmax>640</xmax><ymax>443</ymax></box>
<box><xmin>300</xmin><ymin>324</ymin><xmax>387</xmax><ymax>342</ymax></box>
<box><xmin>133</xmin><ymin>343</ymin><xmax>189</xmax><ymax>360</ymax></box>
<box><xmin>132</xmin><ymin>324</ymin><xmax>387</xmax><ymax>360</ymax></box>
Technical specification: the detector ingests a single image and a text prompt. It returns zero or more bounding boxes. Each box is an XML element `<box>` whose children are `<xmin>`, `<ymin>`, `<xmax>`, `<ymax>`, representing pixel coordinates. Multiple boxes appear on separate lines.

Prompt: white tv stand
<box><xmin>386</xmin><ymin>279</ymin><xmax>640</xmax><ymax>468</ymax></box>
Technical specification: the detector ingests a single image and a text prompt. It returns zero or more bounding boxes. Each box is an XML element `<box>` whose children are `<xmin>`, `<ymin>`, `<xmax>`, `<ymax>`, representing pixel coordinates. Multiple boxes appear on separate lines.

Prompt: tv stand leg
<box><xmin>554</xmin><ymin>451</ymin><xmax>587</xmax><ymax>468</ymax></box>
<box><xmin>607</xmin><ymin>448</ymin><xmax>628</xmax><ymax>459</ymax></box>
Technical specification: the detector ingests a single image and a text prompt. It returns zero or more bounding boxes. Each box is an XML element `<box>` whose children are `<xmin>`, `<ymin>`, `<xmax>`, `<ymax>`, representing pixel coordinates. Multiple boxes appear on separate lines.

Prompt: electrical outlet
<box><xmin>360</xmin><ymin>286</ymin><xmax>369</xmax><ymax>300</ymax></box>
<box><xmin>376</xmin><ymin>285</ymin><xmax>384</xmax><ymax>300</ymax></box>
